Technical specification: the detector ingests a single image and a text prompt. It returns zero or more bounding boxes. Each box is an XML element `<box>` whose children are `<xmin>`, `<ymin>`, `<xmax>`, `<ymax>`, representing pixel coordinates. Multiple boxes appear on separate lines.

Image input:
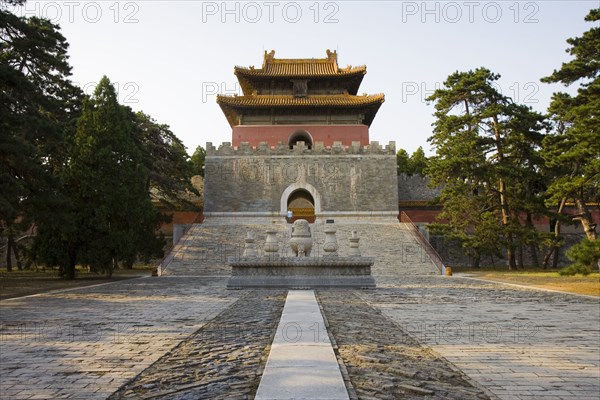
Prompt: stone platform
<box><xmin>227</xmin><ymin>256</ymin><xmax>376</xmax><ymax>289</ymax></box>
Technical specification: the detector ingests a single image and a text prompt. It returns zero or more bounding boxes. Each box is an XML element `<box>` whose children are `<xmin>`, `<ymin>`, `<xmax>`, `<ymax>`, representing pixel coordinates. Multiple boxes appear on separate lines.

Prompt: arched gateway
<box><xmin>280</xmin><ymin>183</ymin><xmax>320</xmax><ymax>223</ymax></box>
<box><xmin>287</xmin><ymin>189</ymin><xmax>315</xmax><ymax>222</ymax></box>
<box><xmin>288</xmin><ymin>130</ymin><xmax>313</xmax><ymax>149</ymax></box>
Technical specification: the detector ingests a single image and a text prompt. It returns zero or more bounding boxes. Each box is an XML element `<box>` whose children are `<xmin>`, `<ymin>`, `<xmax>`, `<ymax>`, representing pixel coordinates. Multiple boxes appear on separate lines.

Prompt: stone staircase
<box><xmin>161</xmin><ymin>217</ymin><xmax>440</xmax><ymax>277</ymax></box>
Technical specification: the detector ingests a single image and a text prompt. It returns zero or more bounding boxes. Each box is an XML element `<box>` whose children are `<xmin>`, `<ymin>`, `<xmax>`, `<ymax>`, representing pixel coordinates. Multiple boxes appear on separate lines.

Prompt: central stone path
<box><xmin>255</xmin><ymin>290</ymin><xmax>349</xmax><ymax>400</ymax></box>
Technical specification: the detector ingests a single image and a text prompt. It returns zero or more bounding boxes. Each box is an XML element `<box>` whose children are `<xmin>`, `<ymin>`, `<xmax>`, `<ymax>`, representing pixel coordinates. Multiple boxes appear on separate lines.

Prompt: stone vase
<box><xmin>323</xmin><ymin>228</ymin><xmax>338</xmax><ymax>256</ymax></box>
<box><xmin>349</xmin><ymin>230</ymin><xmax>361</xmax><ymax>256</ymax></box>
<box><xmin>243</xmin><ymin>231</ymin><xmax>258</xmax><ymax>257</ymax></box>
<box><xmin>264</xmin><ymin>230</ymin><xmax>279</xmax><ymax>256</ymax></box>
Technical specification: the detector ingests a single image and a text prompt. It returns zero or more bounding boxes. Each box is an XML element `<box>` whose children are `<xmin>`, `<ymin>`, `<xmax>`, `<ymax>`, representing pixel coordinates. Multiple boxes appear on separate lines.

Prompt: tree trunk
<box><xmin>506</xmin><ymin>236</ymin><xmax>516</xmax><ymax>270</ymax></box>
<box><xmin>543</xmin><ymin>199</ymin><xmax>567</xmax><ymax>269</ymax></box>
<box><xmin>65</xmin><ymin>249</ymin><xmax>76</xmax><ymax>280</ymax></box>
<box><xmin>472</xmin><ymin>254</ymin><xmax>480</xmax><ymax>268</ymax></box>
<box><xmin>552</xmin><ymin>247</ymin><xmax>560</xmax><ymax>269</ymax></box>
<box><xmin>492</xmin><ymin>114</ymin><xmax>515</xmax><ymax>270</ymax></box>
<box><xmin>542</xmin><ymin>247</ymin><xmax>554</xmax><ymax>270</ymax></box>
<box><xmin>526</xmin><ymin>212</ymin><xmax>540</xmax><ymax>268</ymax></box>
<box><xmin>500</xmin><ymin>179</ymin><xmax>516</xmax><ymax>269</ymax></box>
<box><xmin>530</xmin><ymin>244</ymin><xmax>540</xmax><ymax>269</ymax></box>
<box><xmin>13</xmin><ymin>240</ymin><xmax>22</xmax><ymax>271</ymax></box>
<box><xmin>517</xmin><ymin>245</ymin><xmax>524</xmax><ymax>269</ymax></box>
<box><xmin>107</xmin><ymin>258</ymin><xmax>116</xmax><ymax>278</ymax></box>
<box><xmin>574</xmin><ymin>197</ymin><xmax>597</xmax><ymax>241</ymax></box>
<box><xmin>6</xmin><ymin>234</ymin><xmax>13</xmax><ymax>272</ymax></box>
<box><xmin>572</xmin><ymin>197</ymin><xmax>600</xmax><ymax>271</ymax></box>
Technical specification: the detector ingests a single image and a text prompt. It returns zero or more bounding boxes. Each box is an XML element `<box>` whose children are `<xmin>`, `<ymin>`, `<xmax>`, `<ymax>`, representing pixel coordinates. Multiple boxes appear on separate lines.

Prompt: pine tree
<box><xmin>132</xmin><ymin>111</ymin><xmax>197</xmax><ymax>209</ymax></box>
<box><xmin>396</xmin><ymin>149</ymin><xmax>410</xmax><ymax>175</ymax></box>
<box><xmin>541</xmin><ymin>8</ymin><xmax>600</xmax><ymax>271</ymax></box>
<box><xmin>409</xmin><ymin>147</ymin><xmax>428</xmax><ymax>176</ymax></box>
<box><xmin>65</xmin><ymin>77</ymin><xmax>162</xmax><ymax>276</ymax></box>
<box><xmin>396</xmin><ymin>147</ymin><xmax>428</xmax><ymax>176</ymax></box>
<box><xmin>190</xmin><ymin>145</ymin><xmax>206</xmax><ymax>177</ymax></box>
<box><xmin>542</xmin><ymin>9</ymin><xmax>600</xmax><ymax>240</ymax></box>
<box><xmin>1</xmin><ymin>3</ymin><xmax>82</xmax><ymax>271</ymax></box>
<box><xmin>427</xmin><ymin>68</ymin><xmax>546</xmax><ymax>269</ymax></box>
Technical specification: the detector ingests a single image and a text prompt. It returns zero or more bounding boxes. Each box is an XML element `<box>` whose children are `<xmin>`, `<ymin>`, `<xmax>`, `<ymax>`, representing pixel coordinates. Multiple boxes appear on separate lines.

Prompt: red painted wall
<box><xmin>231</xmin><ymin>125</ymin><xmax>369</xmax><ymax>147</ymax></box>
<box><xmin>159</xmin><ymin>211</ymin><xmax>204</xmax><ymax>235</ymax></box>
<box><xmin>400</xmin><ymin>208</ymin><xmax>600</xmax><ymax>233</ymax></box>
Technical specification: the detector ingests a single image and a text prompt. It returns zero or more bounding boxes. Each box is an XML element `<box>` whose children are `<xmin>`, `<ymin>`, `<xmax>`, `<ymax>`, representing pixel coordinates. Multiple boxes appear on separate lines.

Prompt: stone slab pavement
<box><xmin>0</xmin><ymin>277</ymin><xmax>237</xmax><ymax>399</ymax></box>
<box><xmin>1</xmin><ymin>274</ymin><xmax>598</xmax><ymax>400</ymax></box>
<box><xmin>361</xmin><ymin>276</ymin><xmax>600</xmax><ymax>400</ymax></box>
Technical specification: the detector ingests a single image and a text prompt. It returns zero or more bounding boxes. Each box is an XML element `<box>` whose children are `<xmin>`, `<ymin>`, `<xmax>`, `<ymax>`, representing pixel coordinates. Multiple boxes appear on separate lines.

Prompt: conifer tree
<box><xmin>190</xmin><ymin>145</ymin><xmax>206</xmax><ymax>177</ymax></box>
<box><xmin>541</xmin><ymin>8</ymin><xmax>599</xmax><ymax>270</ymax></box>
<box><xmin>396</xmin><ymin>149</ymin><xmax>410</xmax><ymax>175</ymax></box>
<box><xmin>1</xmin><ymin>1</ymin><xmax>82</xmax><ymax>271</ymax></box>
<box><xmin>65</xmin><ymin>77</ymin><xmax>162</xmax><ymax>276</ymax></box>
<box><xmin>427</xmin><ymin>68</ymin><xmax>546</xmax><ymax>269</ymax></box>
<box><xmin>133</xmin><ymin>111</ymin><xmax>197</xmax><ymax>209</ymax></box>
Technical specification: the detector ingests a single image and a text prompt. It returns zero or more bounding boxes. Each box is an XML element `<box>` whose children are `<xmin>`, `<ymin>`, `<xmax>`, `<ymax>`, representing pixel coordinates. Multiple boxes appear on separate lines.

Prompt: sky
<box><xmin>7</xmin><ymin>0</ymin><xmax>598</xmax><ymax>155</ymax></box>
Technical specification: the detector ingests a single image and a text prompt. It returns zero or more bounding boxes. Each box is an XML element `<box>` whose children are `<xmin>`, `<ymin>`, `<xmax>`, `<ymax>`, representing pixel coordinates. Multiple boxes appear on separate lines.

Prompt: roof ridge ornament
<box><xmin>263</xmin><ymin>49</ymin><xmax>276</xmax><ymax>67</ymax></box>
<box><xmin>326</xmin><ymin>49</ymin><xmax>337</xmax><ymax>63</ymax></box>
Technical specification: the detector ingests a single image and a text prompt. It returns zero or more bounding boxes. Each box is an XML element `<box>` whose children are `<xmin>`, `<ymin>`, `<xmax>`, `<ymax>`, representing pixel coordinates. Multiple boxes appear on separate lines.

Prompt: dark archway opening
<box><xmin>288</xmin><ymin>130</ymin><xmax>313</xmax><ymax>149</ymax></box>
<box><xmin>287</xmin><ymin>189</ymin><xmax>315</xmax><ymax>223</ymax></box>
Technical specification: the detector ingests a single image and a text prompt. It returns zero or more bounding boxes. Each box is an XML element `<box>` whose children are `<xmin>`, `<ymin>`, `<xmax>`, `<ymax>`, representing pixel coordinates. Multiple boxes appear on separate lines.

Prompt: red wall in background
<box><xmin>231</xmin><ymin>124</ymin><xmax>369</xmax><ymax>147</ymax></box>
<box><xmin>401</xmin><ymin>208</ymin><xmax>600</xmax><ymax>234</ymax></box>
<box><xmin>159</xmin><ymin>211</ymin><xmax>203</xmax><ymax>235</ymax></box>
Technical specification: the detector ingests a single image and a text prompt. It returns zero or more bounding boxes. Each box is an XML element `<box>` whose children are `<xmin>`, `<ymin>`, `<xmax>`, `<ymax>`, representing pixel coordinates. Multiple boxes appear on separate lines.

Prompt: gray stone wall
<box><xmin>204</xmin><ymin>141</ymin><xmax>398</xmax><ymax>215</ymax></box>
<box><xmin>397</xmin><ymin>174</ymin><xmax>441</xmax><ymax>201</ymax></box>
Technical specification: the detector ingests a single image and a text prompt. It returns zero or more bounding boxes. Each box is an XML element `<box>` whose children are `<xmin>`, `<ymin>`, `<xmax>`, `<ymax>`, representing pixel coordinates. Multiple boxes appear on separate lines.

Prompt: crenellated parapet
<box><xmin>206</xmin><ymin>140</ymin><xmax>396</xmax><ymax>156</ymax></box>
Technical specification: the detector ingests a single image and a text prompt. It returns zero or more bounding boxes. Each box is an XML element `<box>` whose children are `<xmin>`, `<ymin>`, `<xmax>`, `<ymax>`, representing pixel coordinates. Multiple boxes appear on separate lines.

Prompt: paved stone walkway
<box><xmin>318</xmin><ymin>290</ymin><xmax>492</xmax><ymax>399</ymax></box>
<box><xmin>1</xmin><ymin>219</ymin><xmax>598</xmax><ymax>399</ymax></box>
<box><xmin>109</xmin><ymin>290</ymin><xmax>286</xmax><ymax>399</ymax></box>
<box><xmin>362</xmin><ymin>276</ymin><xmax>600</xmax><ymax>400</ymax></box>
<box><xmin>0</xmin><ymin>277</ymin><xmax>236</xmax><ymax>399</ymax></box>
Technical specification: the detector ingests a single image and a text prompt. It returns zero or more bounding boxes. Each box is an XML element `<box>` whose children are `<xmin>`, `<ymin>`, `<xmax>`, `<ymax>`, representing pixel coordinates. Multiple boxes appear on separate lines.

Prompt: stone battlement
<box><xmin>206</xmin><ymin>141</ymin><xmax>396</xmax><ymax>156</ymax></box>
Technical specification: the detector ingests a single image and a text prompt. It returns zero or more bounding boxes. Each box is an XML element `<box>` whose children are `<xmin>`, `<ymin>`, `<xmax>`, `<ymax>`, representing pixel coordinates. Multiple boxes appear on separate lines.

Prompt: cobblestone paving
<box><xmin>318</xmin><ymin>290</ymin><xmax>492</xmax><ymax>399</ymax></box>
<box><xmin>108</xmin><ymin>290</ymin><xmax>286</xmax><ymax>399</ymax></box>
<box><xmin>0</xmin><ymin>277</ymin><xmax>237</xmax><ymax>399</ymax></box>
<box><xmin>360</xmin><ymin>276</ymin><xmax>600</xmax><ymax>400</ymax></box>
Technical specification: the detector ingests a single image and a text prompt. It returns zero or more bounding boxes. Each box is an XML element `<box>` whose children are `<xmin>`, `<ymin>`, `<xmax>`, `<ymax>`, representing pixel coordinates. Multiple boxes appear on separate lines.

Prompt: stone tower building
<box><xmin>204</xmin><ymin>50</ymin><xmax>398</xmax><ymax>222</ymax></box>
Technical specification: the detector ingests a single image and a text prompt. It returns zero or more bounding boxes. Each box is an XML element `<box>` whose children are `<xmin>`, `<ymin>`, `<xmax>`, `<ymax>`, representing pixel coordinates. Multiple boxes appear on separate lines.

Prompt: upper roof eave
<box><xmin>216</xmin><ymin>93</ymin><xmax>384</xmax><ymax>107</ymax></box>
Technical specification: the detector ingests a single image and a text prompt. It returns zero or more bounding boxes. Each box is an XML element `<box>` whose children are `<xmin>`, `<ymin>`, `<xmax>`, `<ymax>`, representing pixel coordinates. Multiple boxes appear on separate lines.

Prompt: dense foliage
<box><xmin>397</xmin><ymin>147</ymin><xmax>428</xmax><ymax>176</ymax></box>
<box><xmin>1</xmin><ymin>1</ymin><xmax>195</xmax><ymax>277</ymax></box>
<box><xmin>424</xmin><ymin>8</ymin><xmax>599</xmax><ymax>270</ymax></box>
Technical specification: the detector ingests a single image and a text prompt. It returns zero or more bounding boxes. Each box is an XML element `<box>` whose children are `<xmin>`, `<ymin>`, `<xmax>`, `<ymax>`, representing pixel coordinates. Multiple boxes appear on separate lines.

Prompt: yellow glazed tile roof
<box><xmin>235</xmin><ymin>49</ymin><xmax>366</xmax><ymax>78</ymax></box>
<box><xmin>217</xmin><ymin>94</ymin><xmax>384</xmax><ymax>107</ymax></box>
<box><xmin>235</xmin><ymin>63</ymin><xmax>366</xmax><ymax>77</ymax></box>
